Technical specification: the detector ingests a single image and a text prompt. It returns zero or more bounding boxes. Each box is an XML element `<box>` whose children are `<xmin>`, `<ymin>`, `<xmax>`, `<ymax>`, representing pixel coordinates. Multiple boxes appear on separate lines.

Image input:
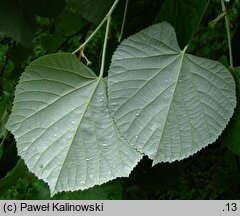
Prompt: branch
<box><xmin>221</xmin><ymin>0</ymin><xmax>233</xmax><ymax>68</ymax></box>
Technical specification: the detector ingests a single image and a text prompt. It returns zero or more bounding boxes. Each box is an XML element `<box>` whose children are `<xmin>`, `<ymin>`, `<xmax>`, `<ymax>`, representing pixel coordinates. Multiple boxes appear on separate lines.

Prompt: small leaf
<box><xmin>155</xmin><ymin>0</ymin><xmax>209</xmax><ymax>48</ymax></box>
<box><xmin>6</xmin><ymin>53</ymin><xmax>141</xmax><ymax>195</ymax></box>
<box><xmin>108</xmin><ymin>22</ymin><xmax>236</xmax><ymax>164</ymax></box>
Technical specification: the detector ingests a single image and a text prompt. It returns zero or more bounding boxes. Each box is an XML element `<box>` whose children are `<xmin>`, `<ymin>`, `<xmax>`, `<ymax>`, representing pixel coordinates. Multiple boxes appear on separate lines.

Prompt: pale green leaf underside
<box><xmin>108</xmin><ymin>22</ymin><xmax>236</xmax><ymax>164</ymax></box>
<box><xmin>6</xmin><ymin>53</ymin><xmax>141</xmax><ymax>195</ymax></box>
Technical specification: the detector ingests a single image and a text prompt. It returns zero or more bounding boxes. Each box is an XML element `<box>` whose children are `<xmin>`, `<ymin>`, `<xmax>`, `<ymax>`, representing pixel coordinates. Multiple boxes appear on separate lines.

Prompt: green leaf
<box><xmin>65</xmin><ymin>0</ymin><xmax>112</xmax><ymax>25</ymax></box>
<box><xmin>0</xmin><ymin>100</ymin><xmax>7</xmax><ymax>139</ymax></box>
<box><xmin>155</xmin><ymin>0</ymin><xmax>209</xmax><ymax>48</ymax></box>
<box><xmin>6</xmin><ymin>53</ymin><xmax>141</xmax><ymax>195</ymax></box>
<box><xmin>108</xmin><ymin>22</ymin><xmax>236</xmax><ymax>164</ymax></box>
<box><xmin>22</xmin><ymin>0</ymin><xmax>66</xmax><ymax>18</ymax></box>
<box><xmin>26</xmin><ymin>176</ymin><xmax>123</xmax><ymax>199</ymax></box>
<box><xmin>221</xmin><ymin>67</ymin><xmax>240</xmax><ymax>154</ymax></box>
<box><xmin>0</xmin><ymin>0</ymin><xmax>35</xmax><ymax>48</ymax></box>
<box><xmin>26</xmin><ymin>177</ymin><xmax>51</xmax><ymax>200</ymax></box>
<box><xmin>0</xmin><ymin>160</ymin><xmax>27</xmax><ymax>195</ymax></box>
<box><xmin>0</xmin><ymin>93</ymin><xmax>9</xmax><ymax>139</ymax></box>
<box><xmin>53</xmin><ymin>180</ymin><xmax>123</xmax><ymax>200</ymax></box>
<box><xmin>41</xmin><ymin>28</ymin><xmax>65</xmax><ymax>53</ymax></box>
<box><xmin>58</xmin><ymin>9</ymin><xmax>84</xmax><ymax>36</ymax></box>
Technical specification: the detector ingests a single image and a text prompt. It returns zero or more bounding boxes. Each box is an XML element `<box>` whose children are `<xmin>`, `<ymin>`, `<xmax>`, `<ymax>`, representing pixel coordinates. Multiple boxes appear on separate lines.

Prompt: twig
<box><xmin>118</xmin><ymin>0</ymin><xmax>129</xmax><ymax>42</ymax></box>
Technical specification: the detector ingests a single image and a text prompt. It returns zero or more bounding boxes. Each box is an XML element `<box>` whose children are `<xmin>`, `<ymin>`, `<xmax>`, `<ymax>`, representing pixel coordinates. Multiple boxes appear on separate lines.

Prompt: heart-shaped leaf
<box><xmin>108</xmin><ymin>22</ymin><xmax>236</xmax><ymax>164</ymax></box>
<box><xmin>6</xmin><ymin>53</ymin><xmax>141</xmax><ymax>195</ymax></box>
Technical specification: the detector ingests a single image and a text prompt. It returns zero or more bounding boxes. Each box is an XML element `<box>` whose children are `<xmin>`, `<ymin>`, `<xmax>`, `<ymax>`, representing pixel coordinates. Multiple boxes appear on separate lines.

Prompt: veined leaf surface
<box><xmin>6</xmin><ymin>53</ymin><xmax>141</xmax><ymax>195</ymax></box>
<box><xmin>108</xmin><ymin>22</ymin><xmax>236</xmax><ymax>164</ymax></box>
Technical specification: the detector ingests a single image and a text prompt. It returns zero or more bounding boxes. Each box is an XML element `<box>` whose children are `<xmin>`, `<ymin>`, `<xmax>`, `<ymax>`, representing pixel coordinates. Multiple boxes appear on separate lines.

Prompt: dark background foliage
<box><xmin>0</xmin><ymin>0</ymin><xmax>240</xmax><ymax>199</ymax></box>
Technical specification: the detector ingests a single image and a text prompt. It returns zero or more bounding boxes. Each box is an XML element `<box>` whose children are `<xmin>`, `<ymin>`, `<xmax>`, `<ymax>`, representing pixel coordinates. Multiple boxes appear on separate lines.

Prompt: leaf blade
<box><xmin>6</xmin><ymin>53</ymin><xmax>141</xmax><ymax>195</ymax></box>
<box><xmin>108</xmin><ymin>22</ymin><xmax>236</xmax><ymax>163</ymax></box>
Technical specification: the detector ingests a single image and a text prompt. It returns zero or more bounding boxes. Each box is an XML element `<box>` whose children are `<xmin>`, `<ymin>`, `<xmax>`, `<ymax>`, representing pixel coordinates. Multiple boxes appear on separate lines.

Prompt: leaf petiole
<box><xmin>72</xmin><ymin>0</ymin><xmax>120</xmax><ymax>55</ymax></box>
<box><xmin>99</xmin><ymin>16</ymin><xmax>111</xmax><ymax>78</ymax></box>
<box><xmin>118</xmin><ymin>0</ymin><xmax>129</xmax><ymax>42</ymax></box>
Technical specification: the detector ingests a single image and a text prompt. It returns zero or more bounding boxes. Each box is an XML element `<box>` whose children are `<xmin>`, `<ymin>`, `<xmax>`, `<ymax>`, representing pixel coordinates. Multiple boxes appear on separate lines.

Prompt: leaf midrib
<box><xmin>153</xmin><ymin>50</ymin><xmax>186</xmax><ymax>161</ymax></box>
<box><xmin>9</xmin><ymin>79</ymin><xmax>96</xmax><ymax>132</ymax></box>
<box><xmin>53</xmin><ymin>77</ymin><xmax>102</xmax><ymax>194</ymax></box>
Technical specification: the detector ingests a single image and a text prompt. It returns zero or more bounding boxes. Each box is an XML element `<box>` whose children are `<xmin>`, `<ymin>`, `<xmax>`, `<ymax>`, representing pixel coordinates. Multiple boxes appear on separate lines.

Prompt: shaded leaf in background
<box><xmin>41</xmin><ymin>9</ymin><xmax>85</xmax><ymax>53</ymax></box>
<box><xmin>22</xmin><ymin>0</ymin><xmax>66</xmax><ymax>18</ymax></box>
<box><xmin>26</xmin><ymin>177</ymin><xmax>51</xmax><ymax>200</ymax></box>
<box><xmin>123</xmin><ymin>0</ymin><xmax>164</xmax><ymax>37</ymax></box>
<box><xmin>221</xmin><ymin>67</ymin><xmax>240</xmax><ymax>154</ymax></box>
<box><xmin>0</xmin><ymin>0</ymin><xmax>35</xmax><ymax>48</ymax></box>
<box><xmin>0</xmin><ymin>95</ymin><xmax>8</xmax><ymax>139</ymax></box>
<box><xmin>6</xmin><ymin>53</ymin><xmax>141</xmax><ymax>195</ymax></box>
<box><xmin>0</xmin><ymin>160</ymin><xmax>27</xmax><ymax>195</ymax></box>
<box><xmin>41</xmin><ymin>28</ymin><xmax>66</xmax><ymax>53</ymax></box>
<box><xmin>108</xmin><ymin>22</ymin><xmax>236</xmax><ymax>164</ymax></box>
<box><xmin>0</xmin><ymin>92</ymin><xmax>13</xmax><ymax>160</ymax></box>
<box><xmin>52</xmin><ymin>180</ymin><xmax>123</xmax><ymax>200</ymax></box>
<box><xmin>58</xmin><ymin>9</ymin><xmax>84</xmax><ymax>36</ymax></box>
<box><xmin>11</xmin><ymin>44</ymin><xmax>32</xmax><ymax>67</ymax></box>
<box><xmin>19</xmin><ymin>175</ymin><xmax>123</xmax><ymax>200</ymax></box>
<box><xmin>66</xmin><ymin>0</ymin><xmax>112</xmax><ymax>25</ymax></box>
<box><xmin>0</xmin><ymin>133</ymin><xmax>19</xmax><ymax>178</ymax></box>
<box><xmin>155</xmin><ymin>0</ymin><xmax>209</xmax><ymax>48</ymax></box>
<box><xmin>130</xmin><ymin>157</ymin><xmax>184</xmax><ymax>192</ymax></box>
